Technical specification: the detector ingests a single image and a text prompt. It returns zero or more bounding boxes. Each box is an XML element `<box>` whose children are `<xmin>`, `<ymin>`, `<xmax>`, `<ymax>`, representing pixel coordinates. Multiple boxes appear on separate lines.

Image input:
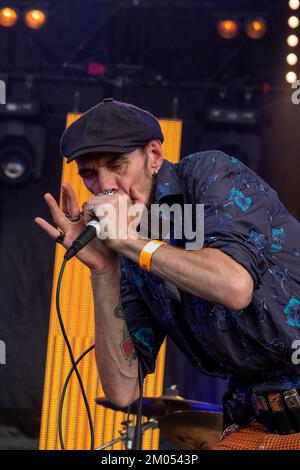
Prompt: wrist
<box><xmin>113</xmin><ymin>237</ymin><xmax>149</xmax><ymax>258</ymax></box>
<box><xmin>90</xmin><ymin>261</ymin><xmax>121</xmax><ymax>279</ymax></box>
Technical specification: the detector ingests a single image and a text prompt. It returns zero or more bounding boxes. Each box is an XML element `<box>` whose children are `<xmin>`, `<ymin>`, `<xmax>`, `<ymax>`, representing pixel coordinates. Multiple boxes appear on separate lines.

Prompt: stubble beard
<box><xmin>145</xmin><ymin>173</ymin><xmax>157</xmax><ymax>210</ymax></box>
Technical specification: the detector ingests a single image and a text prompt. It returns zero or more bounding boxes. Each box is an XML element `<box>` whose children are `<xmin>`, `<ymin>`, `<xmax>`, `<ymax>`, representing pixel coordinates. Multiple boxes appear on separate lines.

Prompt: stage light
<box><xmin>0</xmin><ymin>7</ymin><xmax>18</xmax><ymax>27</ymax></box>
<box><xmin>289</xmin><ymin>0</ymin><xmax>300</xmax><ymax>10</ymax></box>
<box><xmin>0</xmin><ymin>137</ymin><xmax>35</xmax><ymax>185</ymax></box>
<box><xmin>0</xmin><ymin>101</ymin><xmax>45</xmax><ymax>186</ymax></box>
<box><xmin>288</xmin><ymin>16</ymin><xmax>300</xmax><ymax>28</ymax></box>
<box><xmin>217</xmin><ymin>19</ymin><xmax>239</xmax><ymax>39</ymax></box>
<box><xmin>87</xmin><ymin>62</ymin><xmax>106</xmax><ymax>76</ymax></box>
<box><xmin>24</xmin><ymin>9</ymin><xmax>46</xmax><ymax>30</ymax></box>
<box><xmin>287</xmin><ymin>52</ymin><xmax>298</xmax><ymax>65</ymax></box>
<box><xmin>245</xmin><ymin>18</ymin><xmax>267</xmax><ymax>39</ymax></box>
<box><xmin>286</xmin><ymin>71</ymin><xmax>297</xmax><ymax>83</ymax></box>
<box><xmin>287</xmin><ymin>34</ymin><xmax>299</xmax><ymax>46</ymax></box>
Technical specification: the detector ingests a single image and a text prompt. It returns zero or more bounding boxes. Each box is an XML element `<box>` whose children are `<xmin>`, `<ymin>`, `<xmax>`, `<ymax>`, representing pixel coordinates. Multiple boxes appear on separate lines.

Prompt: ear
<box><xmin>145</xmin><ymin>140</ymin><xmax>164</xmax><ymax>174</ymax></box>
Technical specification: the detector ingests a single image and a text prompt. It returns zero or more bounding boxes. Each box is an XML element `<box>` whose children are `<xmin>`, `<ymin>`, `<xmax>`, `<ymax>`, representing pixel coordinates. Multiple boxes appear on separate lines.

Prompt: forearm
<box><xmin>91</xmin><ymin>265</ymin><xmax>139</xmax><ymax>407</ymax></box>
<box><xmin>116</xmin><ymin>239</ymin><xmax>253</xmax><ymax>310</ymax></box>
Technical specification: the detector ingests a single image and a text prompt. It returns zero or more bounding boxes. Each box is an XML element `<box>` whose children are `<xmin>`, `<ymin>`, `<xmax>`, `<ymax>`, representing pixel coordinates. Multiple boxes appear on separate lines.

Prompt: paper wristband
<box><xmin>139</xmin><ymin>240</ymin><xmax>167</xmax><ymax>272</ymax></box>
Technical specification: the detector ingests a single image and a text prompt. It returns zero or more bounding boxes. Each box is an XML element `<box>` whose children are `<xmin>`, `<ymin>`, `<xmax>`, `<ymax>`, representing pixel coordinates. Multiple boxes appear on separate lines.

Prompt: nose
<box><xmin>96</xmin><ymin>167</ymin><xmax>118</xmax><ymax>194</ymax></box>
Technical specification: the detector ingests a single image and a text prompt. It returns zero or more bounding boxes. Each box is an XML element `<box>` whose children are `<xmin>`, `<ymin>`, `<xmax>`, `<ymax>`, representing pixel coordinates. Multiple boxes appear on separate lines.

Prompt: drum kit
<box><xmin>95</xmin><ymin>386</ymin><xmax>223</xmax><ymax>450</ymax></box>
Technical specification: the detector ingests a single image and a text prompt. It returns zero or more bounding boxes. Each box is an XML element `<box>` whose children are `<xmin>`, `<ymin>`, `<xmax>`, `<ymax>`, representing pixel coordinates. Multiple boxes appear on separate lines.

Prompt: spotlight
<box><xmin>0</xmin><ymin>138</ymin><xmax>34</xmax><ymax>185</ymax></box>
<box><xmin>245</xmin><ymin>18</ymin><xmax>267</xmax><ymax>39</ymax></box>
<box><xmin>286</xmin><ymin>71</ymin><xmax>297</xmax><ymax>83</ymax></box>
<box><xmin>217</xmin><ymin>19</ymin><xmax>239</xmax><ymax>39</ymax></box>
<box><xmin>287</xmin><ymin>52</ymin><xmax>298</xmax><ymax>65</ymax></box>
<box><xmin>0</xmin><ymin>7</ymin><xmax>18</xmax><ymax>27</ymax></box>
<box><xmin>289</xmin><ymin>0</ymin><xmax>300</xmax><ymax>10</ymax></box>
<box><xmin>0</xmin><ymin>101</ymin><xmax>45</xmax><ymax>186</ymax></box>
<box><xmin>287</xmin><ymin>34</ymin><xmax>299</xmax><ymax>46</ymax></box>
<box><xmin>288</xmin><ymin>16</ymin><xmax>300</xmax><ymax>28</ymax></box>
<box><xmin>24</xmin><ymin>9</ymin><xmax>46</xmax><ymax>30</ymax></box>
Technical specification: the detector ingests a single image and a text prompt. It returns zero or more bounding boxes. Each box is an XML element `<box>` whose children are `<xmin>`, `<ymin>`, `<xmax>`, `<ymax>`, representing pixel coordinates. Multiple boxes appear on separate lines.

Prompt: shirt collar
<box><xmin>155</xmin><ymin>159</ymin><xmax>183</xmax><ymax>203</ymax></box>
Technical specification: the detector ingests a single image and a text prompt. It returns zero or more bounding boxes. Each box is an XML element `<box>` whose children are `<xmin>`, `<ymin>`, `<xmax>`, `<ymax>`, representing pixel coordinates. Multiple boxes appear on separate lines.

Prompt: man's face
<box><xmin>76</xmin><ymin>146</ymin><xmax>160</xmax><ymax>207</ymax></box>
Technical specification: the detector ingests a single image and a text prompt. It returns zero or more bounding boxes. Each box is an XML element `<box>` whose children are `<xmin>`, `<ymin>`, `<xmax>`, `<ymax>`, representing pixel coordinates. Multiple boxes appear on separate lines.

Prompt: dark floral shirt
<box><xmin>120</xmin><ymin>151</ymin><xmax>300</xmax><ymax>393</ymax></box>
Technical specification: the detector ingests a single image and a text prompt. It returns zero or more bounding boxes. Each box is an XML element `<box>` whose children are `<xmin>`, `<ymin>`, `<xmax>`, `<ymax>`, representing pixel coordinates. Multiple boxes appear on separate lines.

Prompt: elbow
<box><xmin>231</xmin><ymin>293</ymin><xmax>252</xmax><ymax>311</ymax></box>
<box><xmin>109</xmin><ymin>395</ymin><xmax>138</xmax><ymax>409</ymax></box>
<box><xmin>103</xmin><ymin>384</ymin><xmax>140</xmax><ymax>410</ymax></box>
<box><xmin>229</xmin><ymin>274</ymin><xmax>254</xmax><ymax>310</ymax></box>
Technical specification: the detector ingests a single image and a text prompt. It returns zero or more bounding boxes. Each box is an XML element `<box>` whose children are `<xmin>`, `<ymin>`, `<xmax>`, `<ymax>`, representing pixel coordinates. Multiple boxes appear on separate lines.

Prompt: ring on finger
<box><xmin>64</xmin><ymin>213</ymin><xmax>81</xmax><ymax>223</ymax></box>
<box><xmin>56</xmin><ymin>229</ymin><xmax>65</xmax><ymax>245</ymax></box>
<box><xmin>86</xmin><ymin>204</ymin><xmax>95</xmax><ymax>214</ymax></box>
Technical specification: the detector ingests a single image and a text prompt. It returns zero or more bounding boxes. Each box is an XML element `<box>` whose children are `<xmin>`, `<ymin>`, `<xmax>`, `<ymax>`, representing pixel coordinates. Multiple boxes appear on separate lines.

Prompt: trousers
<box><xmin>213</xmin><ymin>421</ymin><xmax>300</xmax><ymax>450</ymax></box>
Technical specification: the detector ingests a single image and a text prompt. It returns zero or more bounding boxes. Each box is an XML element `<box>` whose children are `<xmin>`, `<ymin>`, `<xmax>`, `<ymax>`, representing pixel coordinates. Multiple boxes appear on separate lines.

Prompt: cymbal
<box><xmin>96</xmin><ymin>394</ymin><xmax>222</xmax><ymax>418</ymax></box>
<box><xmin>96</xmin><ymin>395</ymin><xmax>223</xmax><ymax>450</ymax></box>
<box><xmin>159</xmin><ymin>410</ymin><xmax>223</xmax><ymax>450</ymax></box>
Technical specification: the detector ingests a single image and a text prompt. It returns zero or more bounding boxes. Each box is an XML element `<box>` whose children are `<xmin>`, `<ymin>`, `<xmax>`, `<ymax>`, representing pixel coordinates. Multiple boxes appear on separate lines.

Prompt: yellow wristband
<box><xmin>139</xmin><ymin>240</ymin><xmax>167</xmax><ymax>272</ymax></box>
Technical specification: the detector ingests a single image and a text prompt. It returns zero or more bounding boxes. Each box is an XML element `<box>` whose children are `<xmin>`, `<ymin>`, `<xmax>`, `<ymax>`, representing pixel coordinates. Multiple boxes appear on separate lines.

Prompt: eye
<box><xmin>110</xmin><ymin>163</ymin><xmax>124</xmax><ymax>170</ymax></box>
<box><xmin>79</xmin><ymin>170</ymin><xmax>96</xmax><ymax>179</ymax></box>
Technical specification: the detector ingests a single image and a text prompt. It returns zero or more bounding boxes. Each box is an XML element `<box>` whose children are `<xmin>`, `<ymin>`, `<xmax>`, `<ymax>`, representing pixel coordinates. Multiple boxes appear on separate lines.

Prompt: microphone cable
<box><xmin>132</xmin><ymin>357</ymin><xmax>144</xmax><ymax>450</ymax></box>
<box><xmin>56</xmin><ymin>258</ymin><xmax>95</xmax><ymax>450</ymax></box>
<box><xmin>56</xmin><ymin>258</ymin><xmax>145</xmax><ymax>451</ymax></box>
<box><xmin>58</xmin><ymin>346</ymin><xmax>145</xmax><ymax>451</ymax></box>
<box><xmin>58</xmin><ymin>343</ymin><xmax>95</xmax><ymax>450</ymax></box>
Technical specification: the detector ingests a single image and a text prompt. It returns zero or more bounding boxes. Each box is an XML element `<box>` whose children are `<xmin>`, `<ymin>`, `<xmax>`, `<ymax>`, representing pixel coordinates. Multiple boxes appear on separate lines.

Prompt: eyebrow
<box><xmin>77</xmin><ymin>155</ymin><xmax>129</xmax><ymax>176</ymax></box>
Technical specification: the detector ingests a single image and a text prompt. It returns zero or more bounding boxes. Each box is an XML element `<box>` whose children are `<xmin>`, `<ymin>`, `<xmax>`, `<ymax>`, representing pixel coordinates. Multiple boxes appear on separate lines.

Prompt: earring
<box><xmin>154</xmin><ymin>169</ymin><xmax>158</xmax><ymax>175</ymax></box>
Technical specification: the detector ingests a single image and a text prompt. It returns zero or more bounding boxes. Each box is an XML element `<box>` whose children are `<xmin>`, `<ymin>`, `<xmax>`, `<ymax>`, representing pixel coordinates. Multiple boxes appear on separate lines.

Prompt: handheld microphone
<box><xmin>64</xmin><ymin>219</ymin><xmax>101</xmax><ymax>261</ymax></box>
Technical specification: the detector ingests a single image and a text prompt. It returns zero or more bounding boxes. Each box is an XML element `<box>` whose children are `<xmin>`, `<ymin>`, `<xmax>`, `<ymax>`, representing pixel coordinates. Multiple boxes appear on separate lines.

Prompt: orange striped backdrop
<box><xmin>39</xmin><ymin>114</ymin><xmax>182</xmax><ymax>450</ymax></box>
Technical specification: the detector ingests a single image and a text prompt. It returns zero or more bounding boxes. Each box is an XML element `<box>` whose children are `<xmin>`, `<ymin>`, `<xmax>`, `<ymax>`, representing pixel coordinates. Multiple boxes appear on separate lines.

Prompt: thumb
<box><xmin>129</xmin><ymin>185</ymin><xmax>145</xmax><ymax>205</ymax></box>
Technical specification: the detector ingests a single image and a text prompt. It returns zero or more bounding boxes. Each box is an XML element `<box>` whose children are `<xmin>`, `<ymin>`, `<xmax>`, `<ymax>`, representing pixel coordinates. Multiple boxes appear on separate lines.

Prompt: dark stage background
<box><xmin>0</xmin><ymin>0</ymin><xmax>300</xmax><ymax>449</ymax></box>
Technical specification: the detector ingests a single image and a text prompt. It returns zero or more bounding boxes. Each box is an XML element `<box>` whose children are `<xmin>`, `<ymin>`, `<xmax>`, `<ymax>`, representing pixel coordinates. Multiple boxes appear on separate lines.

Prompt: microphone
<box><xmin>64</xmin><ymin>219</ymin><xmax>101</xmax><ymax>261</ymax></box>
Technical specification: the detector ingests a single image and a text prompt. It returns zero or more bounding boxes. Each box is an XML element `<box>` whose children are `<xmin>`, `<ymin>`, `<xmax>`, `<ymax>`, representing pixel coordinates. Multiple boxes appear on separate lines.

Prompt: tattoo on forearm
<box><xmin>114</xmin><ymin>298</ymin><xmax>137</xmax><ymax>366</ymax></box>
<box><xmin>114</xmin><ymin>298</ymin><xmax>125</xmax><ymax>319</ymax></box>
<box><xmin>120</xmin><ymin>323</ymin><xmax>137</xmax><ymax>366</ymax></box>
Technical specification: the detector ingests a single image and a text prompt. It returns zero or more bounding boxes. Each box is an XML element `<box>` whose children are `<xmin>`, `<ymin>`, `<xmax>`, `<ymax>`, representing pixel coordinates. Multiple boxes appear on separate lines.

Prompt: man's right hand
<box><xmin>34</xmin><ymin>182</ymin><xmax>119</xmax><ymax>274</ymax></box>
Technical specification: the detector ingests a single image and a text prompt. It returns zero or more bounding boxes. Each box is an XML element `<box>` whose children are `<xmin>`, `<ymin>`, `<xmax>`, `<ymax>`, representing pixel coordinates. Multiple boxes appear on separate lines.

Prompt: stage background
<box><xmin>1</xmin><ymin>0</ymin><xmax>300</xmax><ymax>449</ymax></box>
<box><xmin>1</xmin><ymin>97</ymin><xmax>300</xmax><ymax>448</ymax></box>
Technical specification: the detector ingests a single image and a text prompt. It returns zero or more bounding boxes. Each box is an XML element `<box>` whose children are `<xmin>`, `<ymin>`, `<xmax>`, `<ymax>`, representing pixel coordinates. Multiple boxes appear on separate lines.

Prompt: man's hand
<box><xmin>34</xmin><ymin>182</ymin><xmax>119</xmax><ymax>274</ymax></box>
<box><xmin>83</xmin><ymin>189</ymin><xmax>145</xmax><ymax>252</ymax></box>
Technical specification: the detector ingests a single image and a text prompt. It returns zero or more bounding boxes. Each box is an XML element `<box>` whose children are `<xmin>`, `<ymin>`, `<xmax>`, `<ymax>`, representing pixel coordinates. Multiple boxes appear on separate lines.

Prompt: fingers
<box><xmin>82</xmin><ymin>201</ymin><xmax>96</xmax><ymax>226</ymax></box>
<box><xmin>34</xmin><ymin>217</ymin><xmax>62</xmax><ymax>242</ymax></box>
<box><xmin>61</xmin><ymin>185</ymin><xmax>68</xmax><ymax>214</ymax></box>
<box><xmin>35</xmin><ymin>186</ymin><xmax>84</xmax><ymax>246</ymax></box>
<box><xmin>44</xmin><ymin>193</ymin><xmax>69</xmax><ymax>232</ymax></box>
<box><xmin>129</xmin><ymin>185</ymin><xmax>145</xmax><ymax>205</ymax></box>
<box><xmin>61</xmin><ymin>182</ymin><xmax>81</xmax><ymax>219</ymax></box>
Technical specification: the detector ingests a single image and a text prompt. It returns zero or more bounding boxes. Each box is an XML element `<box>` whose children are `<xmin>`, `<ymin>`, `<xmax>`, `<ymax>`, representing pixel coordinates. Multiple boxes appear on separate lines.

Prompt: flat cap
<box><xmin>60</xmin><ymin>98</ymin><xmax>164</xmax><ymax>163</ymax></box>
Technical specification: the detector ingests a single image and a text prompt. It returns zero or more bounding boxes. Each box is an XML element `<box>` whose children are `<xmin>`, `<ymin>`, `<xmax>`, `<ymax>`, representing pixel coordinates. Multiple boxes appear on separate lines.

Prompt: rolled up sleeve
<box><xmin>183</xmin><ymin>151</ymin><xmax>272</xmax><ymax>290</ymax></box>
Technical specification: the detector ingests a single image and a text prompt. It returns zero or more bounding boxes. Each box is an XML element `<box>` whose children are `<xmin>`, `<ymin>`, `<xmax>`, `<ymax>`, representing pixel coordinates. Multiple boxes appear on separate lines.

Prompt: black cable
<box><xmin>56</xmin><ymin>258</ymin><xmax>95</xmax><ymax>450</ymax></box>
<box><xmin>58</xmin><ymin>343</ymin><xmax>95</xmax><ymax>450</ymax></box>
<box><xmin>132</xmin><ymin>358</ymin><xmax>144</xmax><ymax>450</ymax></box>
<box><xmin>59</xmin><ymin>352</ymin><xmax>134</xmax><ymax>451</ymax></box>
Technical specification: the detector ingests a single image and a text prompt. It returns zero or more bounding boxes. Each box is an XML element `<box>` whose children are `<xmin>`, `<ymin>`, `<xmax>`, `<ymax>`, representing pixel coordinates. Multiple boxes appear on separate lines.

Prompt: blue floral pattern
<box><xmin>284</xmin><ymin>297</ymin><xmax>300</xmax><ymax>328</ymax></box>
<box><xmin>121</xmin><ymin>151</ymin><xmax>300</xmax><ymax>391</ymax></box>
<box><xmin>229</xmin><ymin>188</ymin><xmax>253</xmax><ymax>212</ymax></box>
<box><xmin>270</xmin><ymin>228</ymin><xmax>285</xmax><ymax>253</ymax></box>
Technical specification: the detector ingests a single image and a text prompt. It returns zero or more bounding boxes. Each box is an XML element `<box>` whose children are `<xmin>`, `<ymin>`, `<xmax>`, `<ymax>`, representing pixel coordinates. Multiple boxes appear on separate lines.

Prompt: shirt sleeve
<box><xmin>182</xmin><ymin>151</ymin><xmax>273</xmax><ymax>290</ymax></box>
<box><xmin>120</xmin><ymin>265</ymin><xmax>166</xmax><ymax>376</ymax></box>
